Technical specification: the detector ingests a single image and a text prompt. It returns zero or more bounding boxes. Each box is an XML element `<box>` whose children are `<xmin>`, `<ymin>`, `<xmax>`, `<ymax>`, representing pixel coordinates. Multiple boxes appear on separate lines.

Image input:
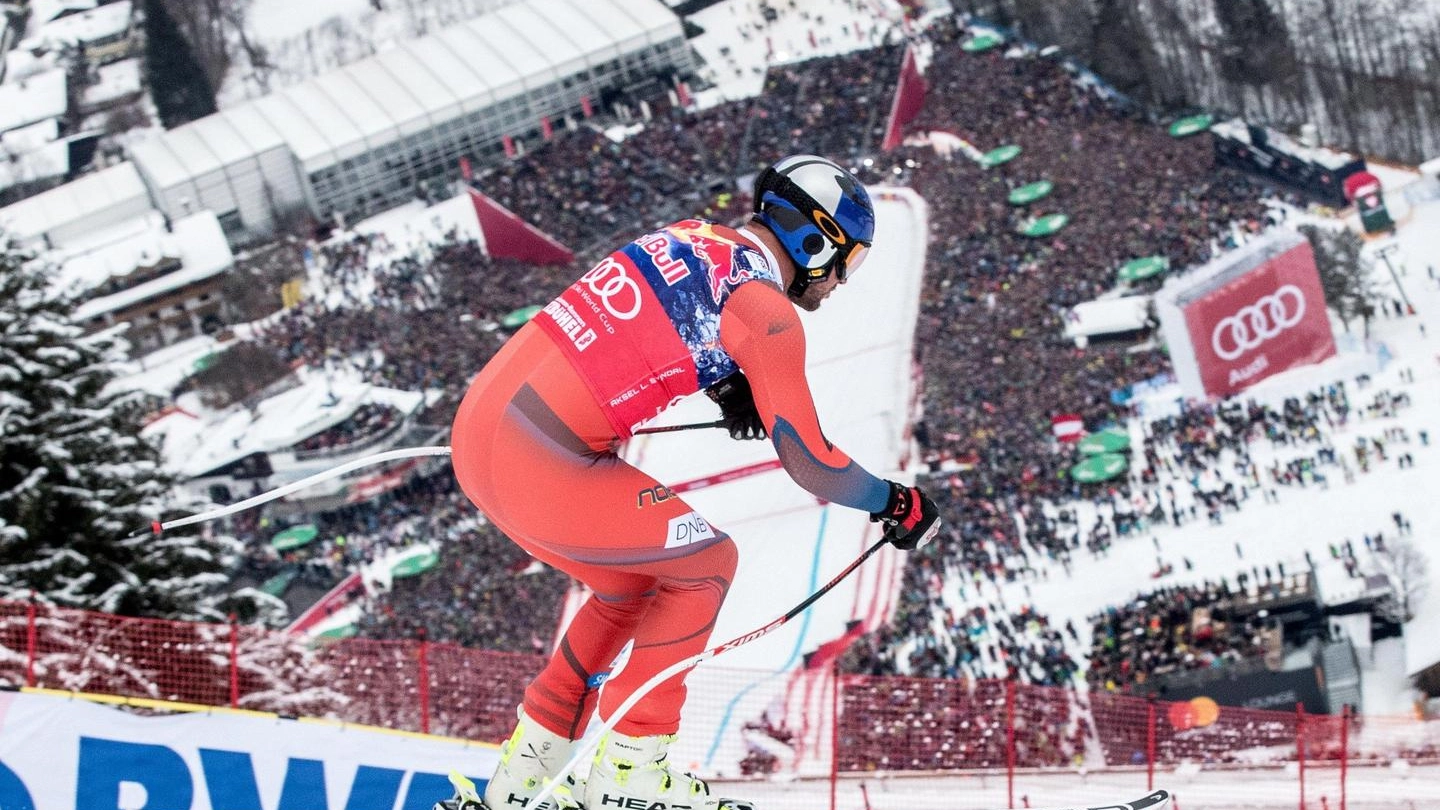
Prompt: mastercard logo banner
<box><xmin>1167</xmin><ymin>696</ymin><xmax>1221</xmax><ymax>730</ymax></box>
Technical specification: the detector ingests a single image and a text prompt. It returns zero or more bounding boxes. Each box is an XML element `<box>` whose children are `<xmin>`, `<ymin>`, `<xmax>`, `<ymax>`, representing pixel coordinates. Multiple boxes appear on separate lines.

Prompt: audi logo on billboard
<box><xmin>1209</xmin><ymin>285</ymin><xmax>1307</xmax><ymax>361</ymax></box>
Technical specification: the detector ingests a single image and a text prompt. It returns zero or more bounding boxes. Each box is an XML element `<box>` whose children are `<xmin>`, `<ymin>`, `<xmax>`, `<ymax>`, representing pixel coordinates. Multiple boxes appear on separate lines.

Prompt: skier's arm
<box><xmin>718</xmin><ymin>281</ymin><xmax>891</xmax><ymax>513</ymax></box>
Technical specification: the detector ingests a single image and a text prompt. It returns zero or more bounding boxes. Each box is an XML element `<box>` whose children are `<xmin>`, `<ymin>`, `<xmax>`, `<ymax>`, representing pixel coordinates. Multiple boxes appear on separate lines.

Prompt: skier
<box><xmin>447</xmin><ymin>155</ymin><xmax>941</xmax><ymax>810</ymax></box>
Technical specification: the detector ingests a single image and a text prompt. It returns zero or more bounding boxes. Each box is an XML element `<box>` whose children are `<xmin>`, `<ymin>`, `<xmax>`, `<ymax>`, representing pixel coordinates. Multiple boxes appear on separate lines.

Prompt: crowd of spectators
<box><xmin>473</xmin><ymin>42</ymin><xmax>907</xmax><ymax>261</ymax></box>
<box><xmin>837</xmin><ymin>675</ymin><xmax>1084</xmax><ymax>771</ymax></box>
<box><xmin>1084</xmin><ymin>581</ymin><xmax>1275</xmax><ymax>693</ymax></box>
<box><xmin>819</xmin><ymin>22</ymin><xmax>1306</xmax><ymax>686</ymax></box>
<box><xmin>294</xmin><ymin>403</ymin><xmax>400</xmax><ymax>454</ymax></box>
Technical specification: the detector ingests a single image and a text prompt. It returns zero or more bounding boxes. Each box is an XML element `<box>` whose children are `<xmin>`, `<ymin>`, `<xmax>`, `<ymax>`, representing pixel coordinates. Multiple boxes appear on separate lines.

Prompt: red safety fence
<box><xmin>3</xmin><ymin>598</ymin><xmax>1438</xmax><ymax>810</ymax></box>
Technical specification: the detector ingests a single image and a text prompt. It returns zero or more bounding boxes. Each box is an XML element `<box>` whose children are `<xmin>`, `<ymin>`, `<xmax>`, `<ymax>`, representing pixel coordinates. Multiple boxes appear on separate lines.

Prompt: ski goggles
<box><xmin>834</xmin><ymin>240</ymin><xmax>870</xmax><ymax>282</ymax></box>
<box><xmin>808</xmin><ymin>236</ymin><xmax>869</xmax><ymax>283</ymax></box>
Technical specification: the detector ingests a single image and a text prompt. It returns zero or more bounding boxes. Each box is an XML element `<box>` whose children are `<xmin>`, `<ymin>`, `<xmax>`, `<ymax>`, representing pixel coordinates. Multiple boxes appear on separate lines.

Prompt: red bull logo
<box><xmin>638</xmin><ymin>232</ymin><xmax>690</xmax><ymax>285</ymax></box>
<box><xmin>690</xmin><ymin>235</ymin><xmax>759</xmax><ymax>304</ymax></box>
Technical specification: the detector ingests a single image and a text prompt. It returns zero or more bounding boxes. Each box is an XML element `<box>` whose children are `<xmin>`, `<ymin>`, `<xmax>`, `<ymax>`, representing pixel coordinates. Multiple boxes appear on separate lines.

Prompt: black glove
<box><xmin>705</xmin><ymin>372</ymin><xmax>767</xmax><ymax>440</ymax></box>
<box><xmin>870</xmin><ymin>481</ymin><xmax>941</xmax><ymax>550</ymax></box>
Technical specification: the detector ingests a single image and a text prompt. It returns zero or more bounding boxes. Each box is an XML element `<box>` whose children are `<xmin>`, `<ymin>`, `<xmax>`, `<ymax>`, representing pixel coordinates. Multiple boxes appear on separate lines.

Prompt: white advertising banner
<box><xmin>0</xmin><ymin>691</ymin><xmax>499</xmax><ymax>810</ymax></box>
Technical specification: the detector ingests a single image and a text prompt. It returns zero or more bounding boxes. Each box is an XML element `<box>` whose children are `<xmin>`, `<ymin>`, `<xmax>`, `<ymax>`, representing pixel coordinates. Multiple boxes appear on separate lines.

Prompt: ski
<box><xmin>1013</xmin><ymin>789</ymin><xmax>1173</xmax><ymax>810</ymax></box>
<box><xmin>435</xmin><ymin>771</ymin><xmax>1166</xmax><ymax>810</ymax></box>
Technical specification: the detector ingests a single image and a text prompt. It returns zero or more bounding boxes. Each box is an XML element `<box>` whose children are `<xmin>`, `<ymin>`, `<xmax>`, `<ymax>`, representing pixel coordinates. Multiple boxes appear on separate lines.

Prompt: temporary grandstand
<box><xmin>1</xmin><ymin>0</ymin><xmax>692</xmax><ymax>246</ymax></box>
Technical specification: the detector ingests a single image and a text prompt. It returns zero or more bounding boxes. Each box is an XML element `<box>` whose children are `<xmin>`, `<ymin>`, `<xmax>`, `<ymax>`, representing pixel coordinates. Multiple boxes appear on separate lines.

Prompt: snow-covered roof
<box><xmin>144</xmin><ymin>367</ymin><xmax>426</xmax><ymax>478</ymax></box>
<box><xmin>0</xmin><ymin>68</ymin><xmax>67</xmax><ymax>134</ymax></box>
<box><xmin>68</xmin><ymin>211</ymin><xmax>235</xmax><ymax>321</ymax></box>
<box><xmin>1</xmin><ymin>117</ymin><xmax>59</xmax><ymax>153</ymax></box>
<box><xmin>25</xmin><ymin>0</ymin><xmax>96</xmax><ymax>28</ymax></box>
<box><xmin>80</xmin><ymin>57</ymin><xmax>142</xmax><ymax>109</ymax></box>
<box><xmin>1407</xmin><ymin>599</ymin><xmax>1440</xmax><ymax>677</ymax></box>
<box><xmin>1064</xmin><ymin>295</ymin><xmax>1153</xmax><ymax>339</ymax></box>
<box><xmin>1212</xmin><ymin>118</ymin><xmax>1361</xmax><ymax>171</ymax></box>
<box><xmin>3</xmin><ymin>46</ymin><xmax>57</xmax><ymax>84</ymax></box>
<box><xmin>132</xmin><ymin>0</ymin><xmax>683</xmax><ymax>175</ymax></box>
<box><xmin>0</xmin><ymin>161</ymin><xmax>149</xmax><ymax>243</ymax></box>
<box><xmin>0</xmin><ymin>136</ymin><xmax>68</xmax><ymax>189</ymax></box>
<box><xmin>24</xmin><ymin>0</ymin><xmax>131</xmax><ymax>48</ymax></box>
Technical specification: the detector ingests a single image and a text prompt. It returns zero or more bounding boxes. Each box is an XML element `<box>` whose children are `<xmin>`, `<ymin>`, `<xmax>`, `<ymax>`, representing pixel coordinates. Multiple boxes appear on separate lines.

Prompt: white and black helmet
<box><xmin>752</xmin><ymin>155</ymin><xmax>875</xmax><ymax>297</ymax></box>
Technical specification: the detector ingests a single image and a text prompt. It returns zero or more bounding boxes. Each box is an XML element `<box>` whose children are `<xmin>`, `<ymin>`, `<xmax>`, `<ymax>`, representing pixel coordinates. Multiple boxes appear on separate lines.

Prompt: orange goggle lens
<box><xmin>836</xmin><ymin>242</ymin><xmax>870</xmax><ymax>282</ymax></box>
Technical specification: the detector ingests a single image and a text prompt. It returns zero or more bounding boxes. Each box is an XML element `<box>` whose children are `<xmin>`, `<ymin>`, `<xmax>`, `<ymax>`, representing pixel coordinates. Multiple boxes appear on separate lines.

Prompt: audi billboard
<box><xmin>1156</xmin><ymin>230</ymin><xmax>1336</xmax><ymax>400</ymax></box>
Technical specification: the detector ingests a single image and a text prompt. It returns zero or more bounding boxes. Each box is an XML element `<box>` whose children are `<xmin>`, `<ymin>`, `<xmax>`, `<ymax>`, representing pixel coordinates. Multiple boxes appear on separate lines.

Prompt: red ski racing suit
<box><xmin>451</xmin><ymin>219</ymin><xmax>891</xmax><ymax>738</ymax></box>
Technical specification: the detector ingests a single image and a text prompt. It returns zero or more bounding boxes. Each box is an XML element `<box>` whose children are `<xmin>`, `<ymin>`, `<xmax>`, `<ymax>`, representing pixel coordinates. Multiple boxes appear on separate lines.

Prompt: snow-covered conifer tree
<box><xmin>0</xmin><ymin>238</ymin><xmax>248</xmax><ymax>620</ymax></box>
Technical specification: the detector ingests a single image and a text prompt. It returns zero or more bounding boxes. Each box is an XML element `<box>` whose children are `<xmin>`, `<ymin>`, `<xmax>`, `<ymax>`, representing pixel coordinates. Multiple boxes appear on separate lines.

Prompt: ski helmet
<box><xmin>752</xmin><ymin>154</ymin><xmax>875</xmax><ymax>297</ymax></box>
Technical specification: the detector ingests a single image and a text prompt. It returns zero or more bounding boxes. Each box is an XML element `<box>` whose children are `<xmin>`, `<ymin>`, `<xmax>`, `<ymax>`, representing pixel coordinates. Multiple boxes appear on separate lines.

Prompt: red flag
<box><xmin>502</xmin><ymin>135</ymin><xmax>515</xmax><ymax>158</ymax></box>
<box><xmin>580</xmin><ymin>95</ymin><xmax>593</xmax><ymax>118</ymax></box>
<box><xmin>882</xmin><ymin>45</ymin><xmax>928</xmax><ymax>151</ymax></box>
<box><xmin>1052</xmin><ymin>414</ymin><xmax>1084</xmax><ymax>442</ymax></box>
<box><xmin>540</xmin><ymin>116</ymin><xmax>552</xmax><ymax>141</ymax></box>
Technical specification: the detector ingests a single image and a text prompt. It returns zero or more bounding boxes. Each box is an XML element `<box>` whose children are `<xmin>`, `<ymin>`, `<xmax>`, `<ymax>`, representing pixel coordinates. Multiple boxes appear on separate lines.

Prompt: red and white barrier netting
<box><xmin>2</xmin><ymin>598</ymin><xmax>1436</xmax><ymax>810</ymax></box>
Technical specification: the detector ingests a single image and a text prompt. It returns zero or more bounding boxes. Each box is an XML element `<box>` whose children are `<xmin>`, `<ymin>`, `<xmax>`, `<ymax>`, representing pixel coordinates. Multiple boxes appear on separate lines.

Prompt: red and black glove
<box><xmin>871</xmin><ymin>481</ymin><xmax>941</xmax><ymax>550</ymax></box>
<box><xmin>705</xmin><ymin>372</ymin><xmax>767</xmax><ymax>441</ymax></box>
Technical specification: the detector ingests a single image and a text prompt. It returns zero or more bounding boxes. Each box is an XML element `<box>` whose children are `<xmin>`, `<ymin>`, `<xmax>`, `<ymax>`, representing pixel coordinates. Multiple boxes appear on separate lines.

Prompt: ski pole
<box><xmin>632</xmin><ymin>419</ymin><xmax>727</xmax><ymax>435</ymax></box>
<box><xmin>134</xmin><ymin>445</ymin><xmax>453</xmax><ymax>536</ymax></box>
<box><xmin>137</xmin><ymin>422</ymin><xmax>724</xmax><ymax>537</ymax></box>
<box><xmin>528</xmin><ymin>534</ymin><xmax>891</xmax><ymax>809</ymax></box>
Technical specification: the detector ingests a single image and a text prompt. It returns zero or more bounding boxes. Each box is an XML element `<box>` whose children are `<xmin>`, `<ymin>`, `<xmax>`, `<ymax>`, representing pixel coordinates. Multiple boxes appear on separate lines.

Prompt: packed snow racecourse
<box><xmin>5</xmin><ymin>0</ymin><xmax>1440</xmax><ymax>809</ymax></box>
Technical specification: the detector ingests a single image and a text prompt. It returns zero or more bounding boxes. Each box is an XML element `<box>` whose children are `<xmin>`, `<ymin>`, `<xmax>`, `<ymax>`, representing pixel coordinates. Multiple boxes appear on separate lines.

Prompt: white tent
<box><xmin>1063</xmin><ymin>295</ymin><xmax>1153</xmax><ymax>344</ymax></box>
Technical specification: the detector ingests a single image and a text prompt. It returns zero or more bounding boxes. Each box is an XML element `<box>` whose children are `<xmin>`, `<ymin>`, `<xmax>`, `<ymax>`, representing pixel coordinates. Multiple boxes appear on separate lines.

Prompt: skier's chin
<box><xmin>790</xmin><ymin>289</ymin><xmax>827</xmax><ymax>312</ymax></box>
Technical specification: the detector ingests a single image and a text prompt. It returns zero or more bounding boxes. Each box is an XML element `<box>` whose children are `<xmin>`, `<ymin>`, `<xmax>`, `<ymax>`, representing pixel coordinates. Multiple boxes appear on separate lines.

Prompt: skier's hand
<box><xmin>705</xmin><ymin>372</ymin><xmax>767</xmax><ymax>441</ymax></box>
<box><xmin>871</xmin><ymin>481</ymin><xmax>941</xmax><ymax>550</ymax></box>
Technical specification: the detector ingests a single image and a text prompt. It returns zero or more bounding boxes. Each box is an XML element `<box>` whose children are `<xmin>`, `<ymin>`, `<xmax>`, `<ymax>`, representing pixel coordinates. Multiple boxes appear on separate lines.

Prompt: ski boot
<box><xmin>585</xmin><ymin>731</ymin><xmax>755</xmax><ymax>810</ymax></box>
<box><xmin>486</xmin><ymin>708</ymin><xmax>585</xmax><ymax>810</ymax></box>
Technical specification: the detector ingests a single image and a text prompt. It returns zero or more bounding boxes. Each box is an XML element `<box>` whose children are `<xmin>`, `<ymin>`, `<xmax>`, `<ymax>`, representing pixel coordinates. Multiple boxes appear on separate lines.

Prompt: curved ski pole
<box><xmin>136</xmin><ymin>420</ymin><xmax>720</xmax><ymax>538</ymax></box>
<box><xmin>134</xmin><ymin>445</ymin><xmax>454</xmax><ymax>536</ymax></box>
<box><xmin>529</xmin><ymin>534</ymin><xmax>891</xmax><ymax>809</ymax></box>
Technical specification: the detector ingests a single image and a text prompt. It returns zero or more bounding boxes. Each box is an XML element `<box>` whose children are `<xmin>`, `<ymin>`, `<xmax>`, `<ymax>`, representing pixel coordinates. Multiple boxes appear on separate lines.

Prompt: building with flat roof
<box><xmin>118</xmin><ymin>0</ymin><xmax>691</xmax><ymax>243</ymax></box>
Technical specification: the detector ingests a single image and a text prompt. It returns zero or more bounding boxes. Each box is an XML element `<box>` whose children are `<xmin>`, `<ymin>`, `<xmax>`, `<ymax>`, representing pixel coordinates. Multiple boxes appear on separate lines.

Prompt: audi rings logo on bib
<box><xmin>581</xmin><ymin>257</ymin><xmax>642</xmax><ymax>321</ymax></box>
<box><xmin>1210</xmin><ymin>285</ymin><xmax>1306</xmax><ymax>361</ymax></box>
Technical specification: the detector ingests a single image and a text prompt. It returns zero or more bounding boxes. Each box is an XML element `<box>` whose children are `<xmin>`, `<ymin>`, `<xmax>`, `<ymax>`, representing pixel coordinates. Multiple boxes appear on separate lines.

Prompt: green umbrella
<box><xmin>259</xmin><ymin>569</ymin><xmax>298</xmax><ymax>597</ymax></box>
<box><xmin>271</xmin><ymin>524</ymin><xmax>319</xmax><ymax>551</ymax></box>
<box><xmin>500</xmin><ymin>304</ymin><xmax>544</xmax><ymax>329</ymax></box>
<box><xmin>1169</xmin><ymin>114</ymin><xmax>1213</xmax><ymax>138</ymax></box>
<box><xmin>192</xmin><ymin>351</ymin><xmax>219</xmax><ymax>372</ymax></box>
<box><xmin>391</xmin><ymin>548</ymin><xmax>440</xmax><ymax>579</ymax></box>
<box><xmin>961</xmin><ymin>32</ymin><xmax>1004</xmax><ymax>53</ymax></box>
<box><xmin>1018</xmin><ymin>213</ymin><xmax>1069</xmax><ymax>237</ymax></box>
<box><xmin>1008</xmin><ymin>180</ymin><xmax>1054</xmax><ymax>205</ymax></box>
<box><xmin>1070</xmin><ymin>453</ymin><xmax>1129</xmax><ymax>483</ymax></box>
<box><xmin>981</xmin><ymin>144</ymin><xmax>1022</xmax><ymax>168</ymax></box>
<box><xmin>1118</xmin><ymin>256</ymin><xmax>1170</xmax><ymax>283</ymax></box>
<box><xmin>1077</xmin><ymin>428</ymin><xmax>1132</xmax><ymax>455</ymax></box>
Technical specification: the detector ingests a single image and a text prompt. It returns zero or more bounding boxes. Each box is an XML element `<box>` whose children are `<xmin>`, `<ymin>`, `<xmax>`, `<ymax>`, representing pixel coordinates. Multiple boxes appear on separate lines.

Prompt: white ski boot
<box><xmin>585</xmin><ymin>732</ymin><xmax>754</xmax><ymax>810</ymax></box>
<box><xmin>482</xmin><ymin>708</ymin><xmax>585</xmax><ymax>810</ymax></box>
